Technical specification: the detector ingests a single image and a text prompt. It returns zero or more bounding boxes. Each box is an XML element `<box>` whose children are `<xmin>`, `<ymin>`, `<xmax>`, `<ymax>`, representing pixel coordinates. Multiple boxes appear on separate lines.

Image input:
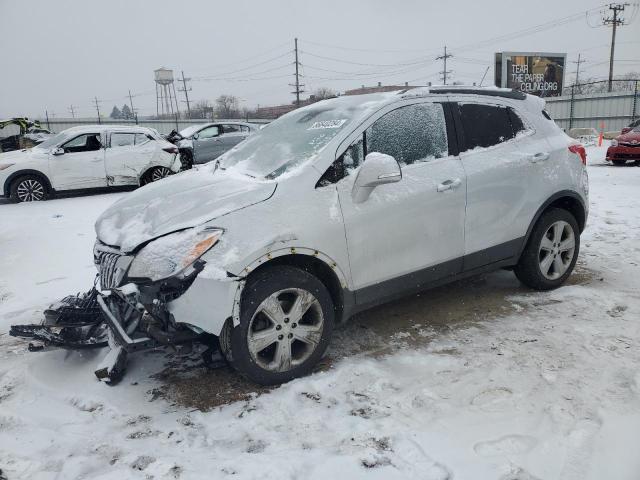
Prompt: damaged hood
<box><xmin>95</xmin><ymin>169</ymin><xmax>276</xmax><ymax>252</ymax></box>
<box><xmin>0</xmin><ymin>147</ymin><xmax>47</xmax><ymax>163</ymax></box>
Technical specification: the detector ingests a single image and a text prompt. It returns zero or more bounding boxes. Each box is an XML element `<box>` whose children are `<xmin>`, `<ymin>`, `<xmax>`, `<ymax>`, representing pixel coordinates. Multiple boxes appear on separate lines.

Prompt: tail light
<box><xmin>163</xmin><ymin>145</ymin><xmax>179</xmax><ymax>154</ymax></box>
<box><xmin>568</xmin><ymin>144</ymin><xmax>587</xmax><ymax>165</ymax></box>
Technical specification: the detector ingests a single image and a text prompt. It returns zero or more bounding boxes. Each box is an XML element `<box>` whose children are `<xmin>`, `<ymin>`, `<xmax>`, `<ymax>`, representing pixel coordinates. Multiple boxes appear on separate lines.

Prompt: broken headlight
<box><xmin>127</xmin><ymin>227</ymin><xmax>223</xmax><ymax>282</ymax></box>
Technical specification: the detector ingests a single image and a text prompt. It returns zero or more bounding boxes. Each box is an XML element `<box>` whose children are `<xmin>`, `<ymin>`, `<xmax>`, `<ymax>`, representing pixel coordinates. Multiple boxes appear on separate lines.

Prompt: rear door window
<box><xmin>458</xmin><ymin>103</ymin><xmax>521</xmax><ymax>151</ymax></box>
<box><xmin>134</xmin><ymin>133</ymin><xmax>151</xmax><ymax>145</ymax></box>
<box><xmin>222</xmin><ymin>124</ymin><xmax>241</xmax><ymax>134</ymax></box>
<box><xmin>110</xmin><ymin>133</ymin><xmax>136</xmax><ymax>147</ymax></box>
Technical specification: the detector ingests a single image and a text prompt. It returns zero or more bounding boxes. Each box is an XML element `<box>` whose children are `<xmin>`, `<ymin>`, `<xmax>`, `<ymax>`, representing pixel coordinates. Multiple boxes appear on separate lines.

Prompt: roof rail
<box><xmin>428</xmin><ymin>87</ymin><xmax>527</xmax><ymax>100</ymax></box>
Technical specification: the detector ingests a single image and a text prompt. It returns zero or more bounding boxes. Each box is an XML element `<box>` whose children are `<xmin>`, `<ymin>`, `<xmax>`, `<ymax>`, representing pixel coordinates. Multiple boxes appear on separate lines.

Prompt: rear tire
<box><xmin>227</xmin><ymin>265</ymin><xmax>334</xmax><ymax>385</ymax></box>
<box><xmin>10</xmin><ymin>175</ymin><xmax>48</xmax><ymax>202</ymax></box>
<box><xmin>612</xmin><ymin>159</ymin><xmax>627</xmax><ymax>166</ymax></box>
<box><xmin>514</xmin><ymin>208</ymin><xmax>580</xmax><ymax>291</ymax></box>
<box><xmin>142</xmin><ymin>166</ymin><xmax>173</xmax><ymax>185</ymax></box>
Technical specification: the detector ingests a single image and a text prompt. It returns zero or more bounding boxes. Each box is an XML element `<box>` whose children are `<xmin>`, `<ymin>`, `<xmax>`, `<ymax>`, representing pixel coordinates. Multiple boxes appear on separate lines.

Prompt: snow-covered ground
<box><xmin>1</xmin><ymin>144</ymin><xmax>640</xmax><ymax>479</ymax></box>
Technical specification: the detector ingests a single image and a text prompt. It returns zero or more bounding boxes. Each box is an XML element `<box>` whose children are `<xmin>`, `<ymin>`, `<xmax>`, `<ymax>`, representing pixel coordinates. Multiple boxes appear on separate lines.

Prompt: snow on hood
<box><xmin>0</xmin><ymin>148</ymin><xmax>45</xmax><ymax>162</ymax></box>
<box><xmin>95</xmin><ymin>169</ymin><xmax>276</xmax><ymax>252</ymax></box>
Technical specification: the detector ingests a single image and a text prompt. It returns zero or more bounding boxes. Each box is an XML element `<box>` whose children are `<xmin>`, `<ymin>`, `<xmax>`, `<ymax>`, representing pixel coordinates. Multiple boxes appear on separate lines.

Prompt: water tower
<box><xmin>154</xmin><ymin>68</ymin><xmax>180</xmax><ymax>118</ymax></box>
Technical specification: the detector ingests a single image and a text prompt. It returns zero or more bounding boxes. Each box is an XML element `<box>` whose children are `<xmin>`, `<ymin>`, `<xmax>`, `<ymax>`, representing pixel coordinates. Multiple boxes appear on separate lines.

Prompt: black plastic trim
<box><xmin>518</xmin><ymin>190</ymin><xmax>587</xmax><ymax>257</ymax></box>
<box><xmin>346</xmin><ymin>237</ymin><xmax>525</xmax><ymax>318</ymax></box>
<box><xmin>463</xmin><ymin>237</ymin><xmax>522</xmax><ymax>271</ymax></box>
<box><xmin>429</xmin><ymin>88</ymin><xmax>527</xmax><ymax>100</ymax></box>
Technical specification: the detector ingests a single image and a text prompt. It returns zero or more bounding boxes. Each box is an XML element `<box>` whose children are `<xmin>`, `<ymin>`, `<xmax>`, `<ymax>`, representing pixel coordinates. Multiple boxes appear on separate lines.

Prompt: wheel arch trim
<box><xmin>3</xmin><ymin>169</ymin><xmax>53</xmax><ymax>197</ymax></box>
<box><xmin>230</xmin><ymin>247</ymin><xmax>351</xmax><ymax>326</ymax></box>
<box><xmin>519</xmin><ymin>190</ymin><xmax>587</xmax><ymax>258</ymax></box>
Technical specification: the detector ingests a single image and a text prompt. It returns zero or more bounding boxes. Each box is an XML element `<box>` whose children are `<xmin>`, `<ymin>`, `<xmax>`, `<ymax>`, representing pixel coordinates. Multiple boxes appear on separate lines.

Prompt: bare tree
<box><xmin>311</xmin><ymin>87</ymin><xmax>337</xmax><ymax>100</ymax></box>
<box><xmin>215</xmin><ymin>94</ymin><xmax>240</xmax><ymax>119</ymax></box>
<box><xmin>190</xmin><ymin>100</ymin><xmax>214</xmax><ymax>119</ymax></box>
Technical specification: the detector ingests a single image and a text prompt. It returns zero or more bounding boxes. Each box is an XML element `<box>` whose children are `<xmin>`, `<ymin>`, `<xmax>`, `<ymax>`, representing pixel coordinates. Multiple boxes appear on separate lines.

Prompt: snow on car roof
<box><xmin>59</xmin><ymin>125</ymin><xmax>156</xmax><ymax>134</ymax></box>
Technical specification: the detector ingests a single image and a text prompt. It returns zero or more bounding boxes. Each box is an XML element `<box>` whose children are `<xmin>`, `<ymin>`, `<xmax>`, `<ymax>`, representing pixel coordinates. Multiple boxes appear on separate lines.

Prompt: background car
<box><xmin>606</xmin><ymin>126</ymin><xmax>640</xmax><ymax>165</ymax></box>
<box><xmin>171</xmin><ymin>121</ymin><xmax>258</xmax><ymax>168</ymax></box>
<box><xmin>0</xmin><ymin>125</ymin><xmax>180</xmax><ymax>202</ymax></box>
<box><xmin>567</xmin><ymin>127</ymin><xmax>599</xmax><ymax>146</ymax></box>
<box><xmin>621</xmin><ymin>118</ymin><xmax>640</xmax><ymax>135</ymax></box>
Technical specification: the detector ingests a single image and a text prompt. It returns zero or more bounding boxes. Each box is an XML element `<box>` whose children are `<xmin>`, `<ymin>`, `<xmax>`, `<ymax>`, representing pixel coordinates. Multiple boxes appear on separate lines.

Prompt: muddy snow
<box><xmin>1</xmin><ymin>143</ymin><xmax>639</xmax><ymax>479</ymax></box>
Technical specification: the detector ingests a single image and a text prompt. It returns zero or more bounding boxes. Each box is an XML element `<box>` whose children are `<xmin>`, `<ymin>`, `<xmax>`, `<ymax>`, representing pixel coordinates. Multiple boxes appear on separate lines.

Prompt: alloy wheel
<box><xmin>247</xmin><ymin>288</ymin><xmax>324</xmax><ymax>372</ymax></box>
<box><xmin>16</xmin><ymin>179</ymin><xmax>45</xmax><ymax>202</ymax></box>
<box><xmin>150</xmin><ymin>167</ymin><xmax>172</xmax><ymax>182</ymax></box>
<box><xmin>538</xmin><ymin>220</ymin><xmax>575</xmax><ymax>280</ymax></box>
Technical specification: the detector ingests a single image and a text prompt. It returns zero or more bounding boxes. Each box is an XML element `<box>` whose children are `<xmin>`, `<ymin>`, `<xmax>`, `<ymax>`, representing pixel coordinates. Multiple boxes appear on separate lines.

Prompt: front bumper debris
<box><xmin>9</xmin><ymin>286</ymin><xmax>107</xmax><ymax>351</ymax></box>
<box><xmin>97</xmin><ymin>294</ymin><xmax>157</xmax><ymax>354</ymax></box>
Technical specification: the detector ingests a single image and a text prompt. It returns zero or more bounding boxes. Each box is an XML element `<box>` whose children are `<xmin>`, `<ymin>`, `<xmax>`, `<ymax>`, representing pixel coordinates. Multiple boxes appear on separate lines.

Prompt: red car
<box><xmin>606</xmin><ymin>126</ymin><xmax>640</xmax><ymax>165</ymax></box>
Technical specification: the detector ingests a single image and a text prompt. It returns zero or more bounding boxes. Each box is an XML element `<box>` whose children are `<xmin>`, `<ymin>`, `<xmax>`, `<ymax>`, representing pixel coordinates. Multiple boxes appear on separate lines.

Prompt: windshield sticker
<box><xmin>307</xmin><ymin>119</ymin><xmax>347</xmax><ymax>130</ymax></box>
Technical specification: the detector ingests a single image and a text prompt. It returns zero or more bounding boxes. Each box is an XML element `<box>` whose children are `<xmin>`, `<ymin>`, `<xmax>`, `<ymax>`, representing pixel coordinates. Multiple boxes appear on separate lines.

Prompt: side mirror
<box><xmin>621</xmin><ymin>127</ymin><xmax>631</xmax><ymax>135</ymax></box>
<box><xmin>351</xmin><ymin>152</ymin><xmax>401</xmax><ymax>203</ymax></box>
<box><xmin>52</xmin><ymin>147</ymin><xmax>64</xmax><ymax>156</ymax></box>
<box><xmin>192</xmin><ymin>133</ymin><xmax>199</xmax><ymax>140</ymax></box>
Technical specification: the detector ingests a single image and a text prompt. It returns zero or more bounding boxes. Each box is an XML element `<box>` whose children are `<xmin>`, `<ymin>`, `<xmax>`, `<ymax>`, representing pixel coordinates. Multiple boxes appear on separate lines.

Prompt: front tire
<box><xmin>10</xmin><ymin>175</ymin><xmax>48</xmax><ymax>202</ymax></box>
<box><xmin>228</xmin><ymin>265</ymin><xmax>334</xmax><ymax>385</ymax></box>
<box><xmin>514</xmin><ymin>208</ymin><xmax>580</xmax><ymax>290</ymax></box>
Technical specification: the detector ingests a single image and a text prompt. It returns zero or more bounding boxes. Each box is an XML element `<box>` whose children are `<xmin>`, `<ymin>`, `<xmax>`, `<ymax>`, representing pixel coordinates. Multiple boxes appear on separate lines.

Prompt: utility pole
<box><xmin>571</xmin><ymin>54</ymin><xmax>587</xmax><ymax>93</ymax></box>
<box><xmin>177</xmin><ymin>71</ymin><xmax>192</xmax><ymax>119</ymax></box>
<box><xmin>68</xmin><ymin>105</ymin><xmax>77</xmax><ymax>118</ymax></box>
<box><xmin>603</xmin><ymin>3</ymin><xmax>630</xmax><ymax>92</ymax></box>
<box><xmin>127</xmin><ymin>90</ymin><xmax>135</xmax><ymax>116</ymax></box>
<box><xmin>93</xmin><ymin>97</ymin><xmax>102</xmax><ymax>124</ymax></box>
<box><xmin>290</xmin><ymin>38</ymin><xmax>304</xmax><ymax>107</ymax></box>
<box><xmin>45</xmin><ymin>110</ymin><xmax>50</xmax><ymax>130</ymax></box>
<box><xmin>436</xmin><ymin>46</ymin><xmax>453</xmax><ymax>85</ymax></box>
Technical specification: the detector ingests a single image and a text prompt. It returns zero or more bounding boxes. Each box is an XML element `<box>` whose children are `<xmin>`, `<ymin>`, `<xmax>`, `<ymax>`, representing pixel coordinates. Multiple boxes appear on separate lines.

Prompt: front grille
<box><xmin>97</xmin><ymin>251</ymin><xmax>121</xmax><ymax>290</ymax></box>
<box><xmin>620</xmin><ymin>142</ymin><xmax>640</xmax><ymax>148</ymax></box>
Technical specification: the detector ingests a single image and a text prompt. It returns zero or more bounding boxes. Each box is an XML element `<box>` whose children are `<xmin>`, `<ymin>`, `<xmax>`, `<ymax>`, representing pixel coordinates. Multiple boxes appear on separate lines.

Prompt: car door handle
<box><xmin>437</xmin><ymin>178</ymin><xmax>462</xmax><ymax>192</ymax></box>
<box><xmin>529</xmin><ymin>152</ymin><xmax>550</xmax><ymax>163</ymax></box>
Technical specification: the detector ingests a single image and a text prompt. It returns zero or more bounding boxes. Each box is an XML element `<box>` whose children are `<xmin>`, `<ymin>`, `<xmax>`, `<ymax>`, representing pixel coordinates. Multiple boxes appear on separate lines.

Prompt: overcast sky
<box><xmin>0</xmin><ymin>0</ymin><xmax>638</xmax><ymax>119</ymax></box>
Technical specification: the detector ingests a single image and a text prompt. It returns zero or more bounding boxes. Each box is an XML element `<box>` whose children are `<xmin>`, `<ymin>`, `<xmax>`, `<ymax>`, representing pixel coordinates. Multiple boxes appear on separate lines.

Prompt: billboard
<box><xmin>494</xmin><ymin>52</ymin><xmax>566</xmax><ymax>97</ymax></box>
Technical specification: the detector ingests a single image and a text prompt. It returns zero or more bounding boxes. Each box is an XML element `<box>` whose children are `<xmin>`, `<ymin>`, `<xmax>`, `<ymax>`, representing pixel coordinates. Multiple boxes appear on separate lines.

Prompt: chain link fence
<box><xmin>545</xmin><ymin>79</ymin><xmax>639</xmax><ymax>133</ymax></box>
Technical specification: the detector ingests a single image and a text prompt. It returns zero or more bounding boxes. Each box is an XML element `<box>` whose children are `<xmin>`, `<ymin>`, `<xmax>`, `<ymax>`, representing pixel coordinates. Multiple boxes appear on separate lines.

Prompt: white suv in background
<box><xmin>0</xmin><ymin>125</ymin><xmax>181</xmax><ymax>202</ymax></box>
<box><xmin>93</xmin><ymin>87</ymin><xmax>589</xmax><ymax>384</ymax></box>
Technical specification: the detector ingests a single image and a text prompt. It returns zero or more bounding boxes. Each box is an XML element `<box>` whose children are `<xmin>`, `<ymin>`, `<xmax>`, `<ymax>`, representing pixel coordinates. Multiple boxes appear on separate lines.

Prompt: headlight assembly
<box><xmin>127</xmin><ymin>227</ymin><xmax>223</xmax><ymax>282</ymax></box>
<box><xmin>610</xmin><ymin>139</ymin><xmax>618</xmax><ymax>147</ymax></box>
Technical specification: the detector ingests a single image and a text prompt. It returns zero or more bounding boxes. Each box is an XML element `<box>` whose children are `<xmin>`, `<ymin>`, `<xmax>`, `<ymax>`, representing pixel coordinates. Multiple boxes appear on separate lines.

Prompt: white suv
<box><xmin>93</xmin><ymin>87</ymin><xmax>589</xmax><ymax>384</ymax></box>
<box><xmin>0</xmin><ymin>125</ymin><xmax>181</xmax><ymax>202</ymax></box>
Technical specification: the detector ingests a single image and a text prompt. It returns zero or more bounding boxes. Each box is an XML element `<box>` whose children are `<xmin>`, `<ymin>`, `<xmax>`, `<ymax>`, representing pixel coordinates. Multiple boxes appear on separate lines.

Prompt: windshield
<box><xmin>35</xmin><ymin>131</ymin><xmax>71</xmax><ymax>149</ymax></box>
<box><xmin>218</xmin><ymin>102</ymin><xmax>358</xmax><ymax>178</ymax></box>
<box><xmin>179</xmin><ymin>125</ymin><xmax>205</xmax><ymax>138</ymax></box>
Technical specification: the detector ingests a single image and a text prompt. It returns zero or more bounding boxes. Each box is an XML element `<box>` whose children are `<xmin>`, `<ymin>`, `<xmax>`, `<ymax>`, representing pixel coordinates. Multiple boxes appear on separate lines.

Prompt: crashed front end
<box><xmin>93</xmin><ymin>227</ymin><xmax>241</xmax><ymax>382</ymax></box>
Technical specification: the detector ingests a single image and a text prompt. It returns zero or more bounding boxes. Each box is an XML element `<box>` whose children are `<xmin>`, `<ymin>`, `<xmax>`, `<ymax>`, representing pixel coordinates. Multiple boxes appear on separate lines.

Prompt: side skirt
<box><xmin>344</xmin><ymin>237</ymin><xmax>524</xmax><ymax>318</ymax></box>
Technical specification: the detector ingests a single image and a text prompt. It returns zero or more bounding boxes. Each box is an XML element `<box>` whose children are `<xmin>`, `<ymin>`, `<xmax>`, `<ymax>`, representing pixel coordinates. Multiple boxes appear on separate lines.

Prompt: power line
<box><xmin>300</xmin><ymin>50</ymin><xmax>429</xmax><ymax>68</ymax></box>
<box><xmin>192</xmin><ymin>50</ymin><xmax>292</xmax><ymax>80</ymax></box>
